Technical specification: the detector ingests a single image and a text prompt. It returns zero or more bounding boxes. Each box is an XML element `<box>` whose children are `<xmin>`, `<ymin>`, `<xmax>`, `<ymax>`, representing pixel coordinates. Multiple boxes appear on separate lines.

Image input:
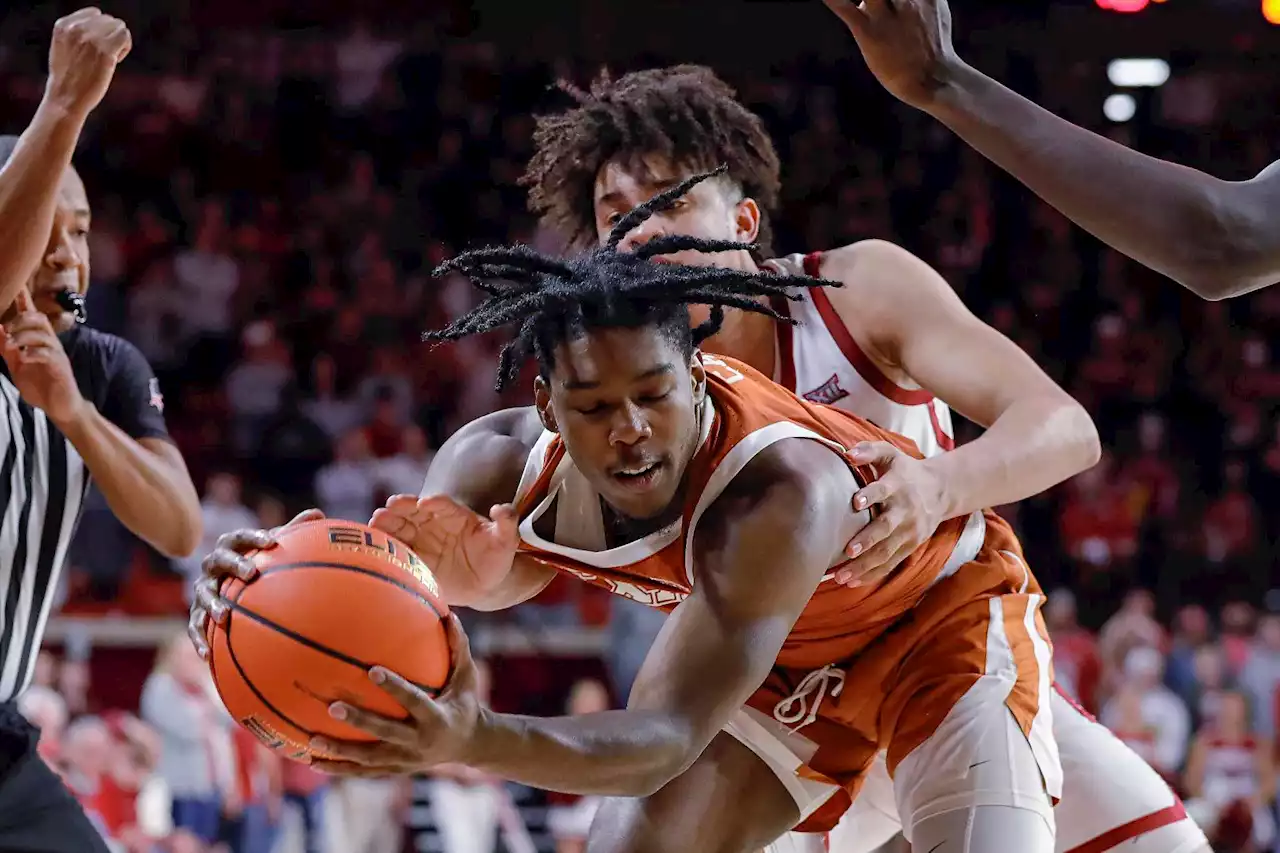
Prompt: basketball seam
<box><xmin>225</xmin><ymin>598</ymin><xmax>445</xmax><ymax>698</ymax></box>
<box><xmin>255</xmin><ymin>560</ymin><xmax>444</xmax><ymax>611</ymax></box>
<box><xmin>219</xmin><ymin>578</ymin><xmax>320</xmax><ymax>752</ymax></box>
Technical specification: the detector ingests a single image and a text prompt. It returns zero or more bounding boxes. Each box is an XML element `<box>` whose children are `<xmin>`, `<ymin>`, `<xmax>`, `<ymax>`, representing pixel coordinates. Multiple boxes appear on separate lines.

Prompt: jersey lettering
<box><xmin>701</xmin><ymin>354</ymin><xmax>745</xmax><ymax>385</ymax></box>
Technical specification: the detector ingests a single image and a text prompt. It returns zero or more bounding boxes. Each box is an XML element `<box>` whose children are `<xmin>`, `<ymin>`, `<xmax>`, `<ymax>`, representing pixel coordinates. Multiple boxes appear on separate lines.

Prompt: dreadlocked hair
<box><xmin>428</xmin><ymin>168</ymin><xmax>838</xmax><ymax>391</ymax></box>
<box><xmin>521</xmin><ymin>65</ymin><xmax>782</xmax><ymax>256</ymax></box>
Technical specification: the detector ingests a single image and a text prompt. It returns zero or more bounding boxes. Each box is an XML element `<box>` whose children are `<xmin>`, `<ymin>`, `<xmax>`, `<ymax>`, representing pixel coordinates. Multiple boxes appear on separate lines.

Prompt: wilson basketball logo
<box><xmin>326</xmin><ymin>525</ymin><xmax>441</xmax><ymax>597</ymax></box>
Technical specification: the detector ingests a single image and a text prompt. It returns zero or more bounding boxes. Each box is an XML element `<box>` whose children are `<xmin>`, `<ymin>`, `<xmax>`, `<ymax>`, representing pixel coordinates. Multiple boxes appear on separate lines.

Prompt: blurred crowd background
<box><xmin>2</xmin><ymin>0</ymin><xmax>1279</xmax><ymax>851</ymax></box>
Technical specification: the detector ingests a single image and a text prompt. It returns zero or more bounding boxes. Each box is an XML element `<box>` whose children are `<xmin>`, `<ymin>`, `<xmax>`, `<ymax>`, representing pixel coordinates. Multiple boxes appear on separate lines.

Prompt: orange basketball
<box><xmin>206</xmin><ymin>518</ymin><xmax>451</xmax><ymax>763</ymax></box>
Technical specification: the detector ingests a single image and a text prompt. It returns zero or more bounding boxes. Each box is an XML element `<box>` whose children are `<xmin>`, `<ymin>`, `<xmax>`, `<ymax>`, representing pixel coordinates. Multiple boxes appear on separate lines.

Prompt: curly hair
<box><xmin>521</xmin><ymin>65</ymin><xmax>782</xmax><ymax>255</ymax></box>
<box><xmin>429</xmin><ymin>168</ymin><xmax>834</xmax><ymax>390</ymax></box>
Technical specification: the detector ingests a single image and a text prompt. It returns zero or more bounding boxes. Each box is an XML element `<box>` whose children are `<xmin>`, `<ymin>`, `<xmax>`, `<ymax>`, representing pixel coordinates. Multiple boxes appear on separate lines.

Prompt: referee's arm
<box><xmin>59</xmin><ymin>339</ymin><xmax>201</xmax><ymax>558</ymax></box>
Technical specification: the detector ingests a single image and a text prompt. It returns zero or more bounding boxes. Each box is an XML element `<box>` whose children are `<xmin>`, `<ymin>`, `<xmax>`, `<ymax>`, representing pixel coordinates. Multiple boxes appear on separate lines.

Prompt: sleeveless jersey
<box><xmin>763</xmin><ymin>252</ymin><xmax>955</xmax><ymax>458</ymax></box>
<box><xmin>514</xmin><ymin>355</ymin><xmax>990</xmax><ymax>670</ymax></box>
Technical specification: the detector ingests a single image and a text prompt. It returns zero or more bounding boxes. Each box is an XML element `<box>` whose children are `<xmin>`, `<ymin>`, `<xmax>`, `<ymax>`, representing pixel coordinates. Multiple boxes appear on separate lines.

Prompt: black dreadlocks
<box><xmin>427</xmin><ymin>168</ymin><xmax>839</xmax><ymax>391</ymax></box>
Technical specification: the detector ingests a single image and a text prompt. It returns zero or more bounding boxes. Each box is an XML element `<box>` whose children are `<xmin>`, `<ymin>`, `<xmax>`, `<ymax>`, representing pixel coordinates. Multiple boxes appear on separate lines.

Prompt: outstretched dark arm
<box><xmin>927</xmin><ymin>62</ymin><xmax>1280</xmax><ymax>301</ymax></box>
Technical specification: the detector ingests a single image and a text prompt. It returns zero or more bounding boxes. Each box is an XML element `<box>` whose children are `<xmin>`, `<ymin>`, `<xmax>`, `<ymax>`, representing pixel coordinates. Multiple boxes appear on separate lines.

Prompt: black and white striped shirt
<box><xmin>0</xmin><ymin>325</ymin><xmax>169</xmax><ymax>701</ymax></box>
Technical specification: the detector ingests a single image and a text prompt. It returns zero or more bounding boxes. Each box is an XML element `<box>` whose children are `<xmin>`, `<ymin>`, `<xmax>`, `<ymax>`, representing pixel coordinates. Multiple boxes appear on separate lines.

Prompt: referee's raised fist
<box><xmin>45</xmin><ymin>8</ymin><xmax>132</xmax><ymax>119</ymax></box>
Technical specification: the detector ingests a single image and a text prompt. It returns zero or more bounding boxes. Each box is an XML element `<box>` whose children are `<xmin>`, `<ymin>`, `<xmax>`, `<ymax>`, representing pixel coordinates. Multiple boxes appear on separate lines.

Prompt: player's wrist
<box><xmin>922</xmin><ymin>57</ymin><xmax>981</xmax><ymax>118</ymax></box>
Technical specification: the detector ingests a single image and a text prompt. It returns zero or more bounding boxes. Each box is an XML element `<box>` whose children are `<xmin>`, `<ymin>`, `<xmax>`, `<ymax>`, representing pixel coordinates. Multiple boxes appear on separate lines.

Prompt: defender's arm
<box><xmin>927</xmin><ymin>63</ymin><xmax>1280</xmax><ymax>300</ymax></box>
<box><xmin>821</xmin><ymin>240</ymin><xmax>1099</xmax><ymax>520</ymax></box>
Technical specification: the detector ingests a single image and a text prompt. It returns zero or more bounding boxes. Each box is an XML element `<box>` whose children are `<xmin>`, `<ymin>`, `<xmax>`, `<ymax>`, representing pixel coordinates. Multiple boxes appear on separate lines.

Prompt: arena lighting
<box><xmin>1094</xmin><ymin>0</ymin><xmax>1168</xmax><ymax>10</ymax></box>
<box><xmin>1265</xmin><ymin>0</ymin><xmax>1280</xmax><ymax>25</ymax></box>
<box><xmin>1107</xmin><ymin>59</ymin><xmax>1171</xmax><ymax>88</ymax></box>
<box><xmin>1104</xmin><ymin>93</ymin><xmax>1137</xmax><ymax>122</ymax></box>
<box><xmin>1095</xmin><ymin>0</ymin><xmax>1150</xmax><ymax>11</ymax></box>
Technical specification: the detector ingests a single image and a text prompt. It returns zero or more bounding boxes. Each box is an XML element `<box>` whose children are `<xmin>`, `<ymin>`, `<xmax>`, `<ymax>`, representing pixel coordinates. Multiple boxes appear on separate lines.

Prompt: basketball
<box><xmin>206</xmin><ymin>519</ymin><xmax>452</xmax><ymax>762</ymax></box>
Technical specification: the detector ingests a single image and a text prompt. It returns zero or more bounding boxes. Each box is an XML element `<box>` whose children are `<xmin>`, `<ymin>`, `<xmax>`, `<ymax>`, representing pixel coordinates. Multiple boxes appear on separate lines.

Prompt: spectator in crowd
<box><xmin>314</xmin><ymin>429</ymin><xmax>376</xmax><ymax>522</ymax></box>
<box><xmin>1098</xmin><ymin>590</ymin><xmax>1167</xmax><ymax>701</ymax></box>
<box><xmin>140</xmin><ymin>634</ymin><xmax>234</xmax><ymax>846</ymax></box>
<box><xmin>1167</xmin><ymin>605</ymin><xmax>1214</xmax><ymax>705</ymax></box>
<box><xmin>1239</xmin><ymin>609</ymin><xmax>1280</xmax><ymax>742</ymax></box>
<box><xmin>1045</xmin><ymin>589</ymin><xmax>1101</xmax><ymax>713</ymax></box>
<box><xmin>1184</xmin><ymin>690</ymin><xmax>1275</xmax><ymax>851</ymax></box>
<box><xmin>180</xmin><ymin>471</ymin><xmax>257</xmax><ymax>590</ymax></box>
<box><xmin>374</xmin><ymin>424</ymin><xmax>434</xmax><ymax>500</ymax></box>
<box><xmin>281</xmin><ymin>759</ymin><xmax>329</xmax><ymax>853</ymax></box>
<box><xmin>1102</xmin><ymin>646</ymin><xmax>1192</xmax><ymax>781</ymax></box>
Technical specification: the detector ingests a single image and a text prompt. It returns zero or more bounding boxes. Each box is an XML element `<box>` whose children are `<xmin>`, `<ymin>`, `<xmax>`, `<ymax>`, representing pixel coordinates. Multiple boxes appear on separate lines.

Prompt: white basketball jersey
<box><xmin>764</xmin><ymin>253</ymin><xmax>955</xmax><ymax>458</ymax></box>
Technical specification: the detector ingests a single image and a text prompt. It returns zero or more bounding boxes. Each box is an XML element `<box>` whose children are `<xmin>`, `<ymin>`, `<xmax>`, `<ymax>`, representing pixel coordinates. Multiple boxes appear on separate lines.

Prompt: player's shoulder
<box><xmin>437</xmin><ymin>407</ymin><xmax>544</xmax><ymax>471</ymax></box>
<box><xmin>710</xmin><ymin>433</ymin><xmax>856</xmax><ymax>526</ymax></box>
<box><xmin>815</xmin><ymin>239</ymin><xmax>946</xmax><ymax>296</ymax></box>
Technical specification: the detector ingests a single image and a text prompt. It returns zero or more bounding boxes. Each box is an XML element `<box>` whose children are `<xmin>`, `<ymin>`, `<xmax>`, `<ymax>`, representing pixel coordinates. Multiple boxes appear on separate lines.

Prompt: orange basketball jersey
<box><xmin>513</xmin><ymin>354</ymin><xmax>993</xmax><ymax>670</ymax></box>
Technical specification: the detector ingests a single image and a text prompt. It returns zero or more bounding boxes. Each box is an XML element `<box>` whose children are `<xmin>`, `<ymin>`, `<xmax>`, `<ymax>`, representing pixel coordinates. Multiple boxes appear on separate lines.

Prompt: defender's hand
<box><xmin>822</xmin><ymin>0</ymin><xmax>959</xmax><ymax>109</ymax></box>
<box><xmin>310</xmin><ymin>615</ymin><xmax>481</xmax><ymax>777</ymax></box>
<box><xmin>45</xmin><ymin>8</ymin><xmax>132</xmax><ymax>119</ymax></box>
<box><xmin>369</xmin><ymin>495</ymin><xmax>518</xmax><ymax>606</ymax></box>
<box><xmin>187</xmin><ymin>508</ymin><xmax>325</xmax><ymax>659</ymax></box>
<box><xmin>0</xmin><ymin>290</ymin><xmax>84</xmax><ymax>426</ymax></box>
<box><xmin>836</xmin><ymin>441</ymin><xmax>946</xmax><ymax>587</ymax></box>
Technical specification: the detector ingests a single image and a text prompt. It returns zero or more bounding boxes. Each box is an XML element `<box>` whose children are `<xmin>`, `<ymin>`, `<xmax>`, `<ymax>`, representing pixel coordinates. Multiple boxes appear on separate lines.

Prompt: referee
<box><xmin>0</xmin><ymin>9</ymin><xmax>201</xmax><ymax>851</ymax></box>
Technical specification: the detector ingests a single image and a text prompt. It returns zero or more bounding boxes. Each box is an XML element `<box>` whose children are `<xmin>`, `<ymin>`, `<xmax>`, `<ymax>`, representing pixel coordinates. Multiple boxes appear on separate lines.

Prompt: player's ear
<box><xmin>533</xmin><ymin>376</ymin><xmax>560</xmax><ymax>434</ymax></box>
<box><xmin>732</xmin><ymin>196</ymin><xmax>761</xmax><ymax>245</ymax></box>
<box><xmin>689</xmin><ymin>352</ymin><xmax>707</xmax><ymax>405</ymax></box>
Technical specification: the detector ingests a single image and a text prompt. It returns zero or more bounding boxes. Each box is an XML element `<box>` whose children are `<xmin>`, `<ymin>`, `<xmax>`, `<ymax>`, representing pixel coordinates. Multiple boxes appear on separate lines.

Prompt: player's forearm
<box><xmin>0</xmin><ymin>100</ymin><xmax>87</xmax><ymax>309</ymax></box>
<box><xmin>925</xmin><ymin>395</ymin><xmax>1099</xmax><ymax>521</ymax></box>
<box><xmin>926</xmin><ymin>61</ymin><xmax>1277</xmax><ymax>299</ymax></box>
<box><xmin>464</xmin><ymin>707</ymin><xmax>695</xmax><ymax>797</ymax></box>
<box><xmin>56</xmin><ymin>404</ymin><xmax>201</xmax><ymax>557</ymax></box>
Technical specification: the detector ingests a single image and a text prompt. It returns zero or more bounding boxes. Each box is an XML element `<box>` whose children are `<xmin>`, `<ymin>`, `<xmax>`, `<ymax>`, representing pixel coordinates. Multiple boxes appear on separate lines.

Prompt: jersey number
<box><xmin>701</xmin><ymin>355</ymin><xmax>745</xmax><ymax>385</ymax></box>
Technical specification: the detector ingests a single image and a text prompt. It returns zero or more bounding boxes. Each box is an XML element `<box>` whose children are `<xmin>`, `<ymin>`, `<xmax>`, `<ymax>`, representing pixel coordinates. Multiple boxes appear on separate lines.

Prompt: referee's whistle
<box><xmin>54</xmin><ymin>290</ymin><xmax>86</xmax><ymax>324</ymax></box>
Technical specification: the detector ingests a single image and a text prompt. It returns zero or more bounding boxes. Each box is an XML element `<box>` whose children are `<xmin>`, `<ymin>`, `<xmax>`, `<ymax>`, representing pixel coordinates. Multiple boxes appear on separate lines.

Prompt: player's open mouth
<box><xmin>611</xmin><ymin>460</ymin><xmax>663</xmax><ymax>491</ymax></box>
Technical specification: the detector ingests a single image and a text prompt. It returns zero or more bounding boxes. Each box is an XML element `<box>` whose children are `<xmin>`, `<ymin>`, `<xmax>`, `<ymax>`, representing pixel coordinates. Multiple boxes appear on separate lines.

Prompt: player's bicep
<box><xmin>418</xmin><ymin>408</ymin><xmax>541</xmax><ymax>513</ymax></box>
<box><xmin>626</xmin><ymin>443</ymin><xmax>861</xmax><ymax>752</ymax></box>
<box><xmin>825</xmin><ymin>240</ymin><xmax>1073</xmax><ymax>429</ymax></box>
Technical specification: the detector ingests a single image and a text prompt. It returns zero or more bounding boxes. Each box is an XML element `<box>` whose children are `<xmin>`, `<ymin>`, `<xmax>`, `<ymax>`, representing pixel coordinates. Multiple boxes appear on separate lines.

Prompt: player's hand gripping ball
<box><xmin>201</xmin><ymin>516</ymin><xmax>453</xmax><ymax>763</ymax></box>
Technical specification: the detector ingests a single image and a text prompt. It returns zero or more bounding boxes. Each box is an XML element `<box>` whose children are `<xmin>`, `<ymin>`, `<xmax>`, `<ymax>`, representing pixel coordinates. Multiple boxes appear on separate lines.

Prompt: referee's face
<box><xmin>28</xmin><ymin>167</ymin><xmax>90</xmax><ymax>333</ymax></box>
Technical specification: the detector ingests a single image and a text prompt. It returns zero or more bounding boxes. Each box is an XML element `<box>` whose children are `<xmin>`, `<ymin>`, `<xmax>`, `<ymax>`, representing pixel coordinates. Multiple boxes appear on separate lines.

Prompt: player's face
<box><xmin>593</xmin><ymin>154</ymin><xmax>760</xmax><ymax>269</ymax></box>
<box><xmin>536</xmin><ymin>325</ymin><xmax>706</xmax><ymax>522</ymax></box>
<box><xmin>28</xmin><ymin>167</ymin><xmax>90</xmax><ymax>333</ymax></box>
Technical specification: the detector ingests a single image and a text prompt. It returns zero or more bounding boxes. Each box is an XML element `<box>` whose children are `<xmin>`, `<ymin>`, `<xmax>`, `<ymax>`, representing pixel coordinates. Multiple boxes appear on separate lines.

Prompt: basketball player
<box><xmin>825</xmin><ymin>0</ymin><xmax>1279</xmax><ymax>301</ymax></box>
<box><xmin>519</xmin><ymin>64</ymin><xmax>1209</xmax><ymax>853</ymax></box>
<box><xmin>195</xmin><ymin>174</ymin><xmax>1062</xmax><ymax>853</ymax></box>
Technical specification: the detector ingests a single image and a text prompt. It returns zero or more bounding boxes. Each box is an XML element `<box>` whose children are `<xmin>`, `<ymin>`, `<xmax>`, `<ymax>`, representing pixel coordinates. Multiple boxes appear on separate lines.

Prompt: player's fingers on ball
<box><xmin>283</xmin><ymin>508</ymin><xmax>324</xmax><ymax>529</ymax></box>
<box><xmin>328</xmin><ymin>701</ymin><xmax>417</xmax><ymax>743</ymax></box>
<box><xmin>202</xmin><ymin>545</ymin><xmax>257</xmax><ymax>582</ymax></box>
<box><xmin>367</xmin><ymin>508</ymin><xmax>407</xmax><ymax>536</ymax></box>
<box><xmin>443</xmin><ymin>614</ymin><xmax>476</xmax><ymax>679</ymax></box>
<box><xmin>216</xmin><ymin>527</ymin><xmax>274</xmax><ymax>556</ymax></box>
<box><xmin>186</xmin><ymin>610</ymin><xmax>210</xmax><ymax>658</ymax></box>
<box><xmin>193</xmin><ymin>577</ymin><xmax>228</xmax><ymax>622</ymax></box>
<box><xmin>309</xmin><ymin>735</ymin><xmax>395</xmax><ymax>765</ymax></box>
<box><xmin>369</xmin><ymin>667</ymin><xmax>436</xmax><ymax>716</ymax></box>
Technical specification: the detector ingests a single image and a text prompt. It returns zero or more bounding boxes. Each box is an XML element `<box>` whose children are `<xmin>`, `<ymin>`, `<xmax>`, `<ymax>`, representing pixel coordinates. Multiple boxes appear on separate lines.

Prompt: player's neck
<box><xmin>703</xmin><ymin>304</ymin><xmax>778</xmax><ymax>378</ymax></box>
